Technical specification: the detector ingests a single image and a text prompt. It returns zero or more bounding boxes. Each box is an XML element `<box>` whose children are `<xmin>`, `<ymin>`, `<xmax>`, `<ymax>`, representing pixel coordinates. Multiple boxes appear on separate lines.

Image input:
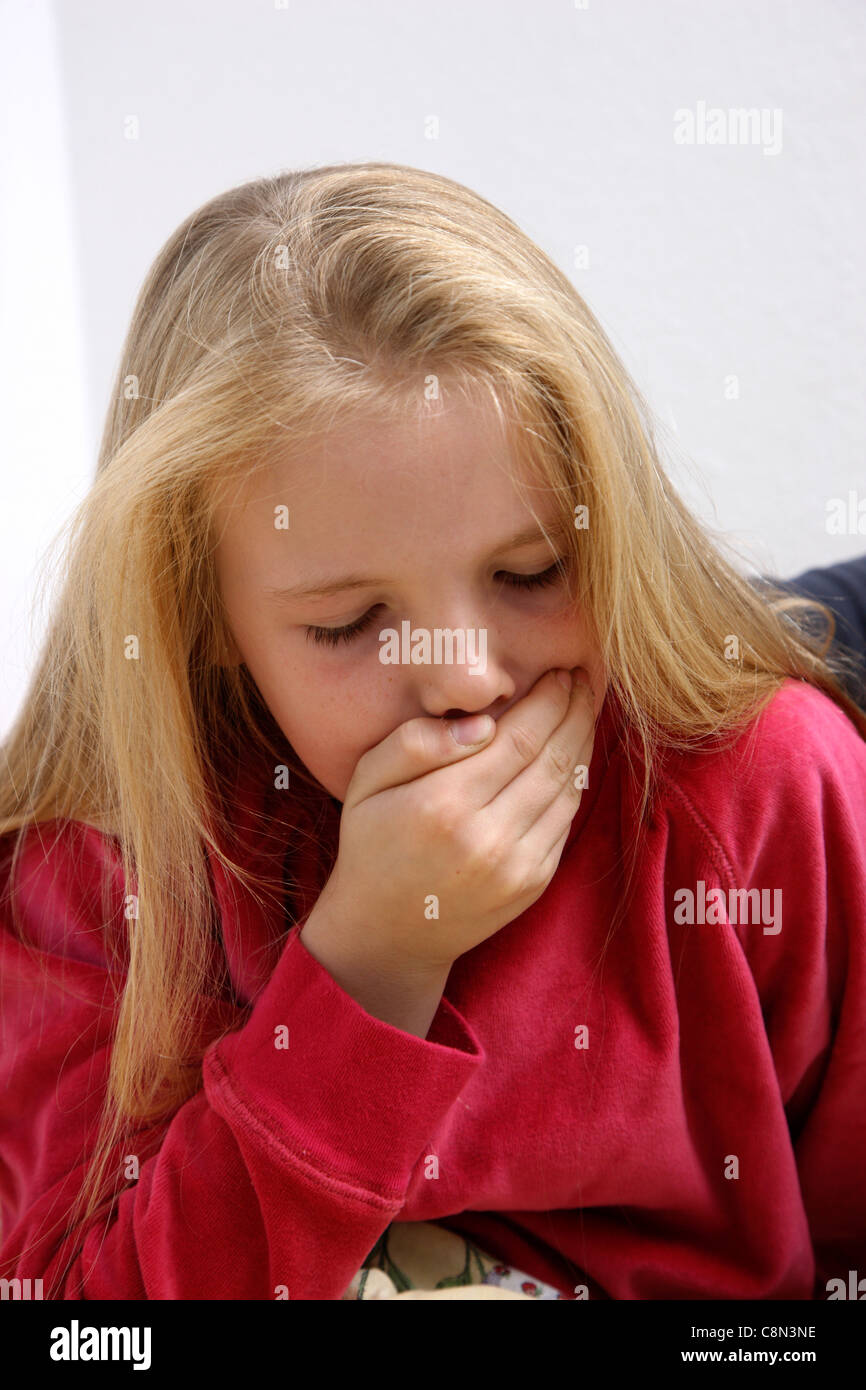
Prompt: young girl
<box><xmin>1</xmin><ymin>161</ymin><xmax>865</xmax><ymax>1302</ymax></box>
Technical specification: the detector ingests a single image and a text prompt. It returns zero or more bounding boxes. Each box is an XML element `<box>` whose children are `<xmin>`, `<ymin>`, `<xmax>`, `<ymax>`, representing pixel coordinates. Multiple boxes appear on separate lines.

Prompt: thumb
<box><xmin>344</xmin><ymin>711</ymin><xmax>496</xmax><ymax>807</ymax></box>
<box><xmin>444</xmin><ymin>713</ymin><xmax>497</xmax><ymax>748</ymax></box>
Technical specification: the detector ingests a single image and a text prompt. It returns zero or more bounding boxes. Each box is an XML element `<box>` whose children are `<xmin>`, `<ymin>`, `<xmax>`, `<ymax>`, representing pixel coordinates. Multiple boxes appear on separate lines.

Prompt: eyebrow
<box><xmin>262</xmin><ymin>521</ymin><xmax>569</xmax><ymax>602</ymax></box>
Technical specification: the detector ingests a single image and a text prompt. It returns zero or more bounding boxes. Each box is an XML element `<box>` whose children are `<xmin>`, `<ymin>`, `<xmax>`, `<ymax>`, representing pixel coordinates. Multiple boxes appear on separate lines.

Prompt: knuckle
<box><xmin>543</xmin><ymin>737</ymin><xmax>573</xmax><ymax>782</ymax></box>
<box><xmin>397</xmin><ymin>719</ymin><xmax>429</xmax><ymax>762</ymax></box>
<box><xmin>506</xmin><ymin>719</ymin><xmax>542</xmax><ymax>765</ymax></box>
<box><xmin>420</xmin><ymin>792</ymin><xmax>462</xmax><ymax>840</ymax></box>
<box><xmin>499</xmin><ymin>853</ymin><xmax>536</xmax><ymax>901</ymax></box>
<box><xmin>476</xmin><ymin>823</ymin><xmax>507</xmax><ymax>871</ymax></box>
<box><xmin>456</xmin><ymin>816</ymin><xmax>501</xmax><ymax>873</ymax></box>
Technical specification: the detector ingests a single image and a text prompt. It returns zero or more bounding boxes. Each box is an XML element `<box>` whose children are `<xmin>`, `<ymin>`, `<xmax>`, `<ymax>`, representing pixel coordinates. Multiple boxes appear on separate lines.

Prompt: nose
<box><xmin>419</xmin><ymin>655</ymin><xmax>514</xmax><ymax>723</ymax></box>
<box><xmin>401</xmin><ymin>598</ymin><xmax>518</xmax><ymax>721</ymax></box>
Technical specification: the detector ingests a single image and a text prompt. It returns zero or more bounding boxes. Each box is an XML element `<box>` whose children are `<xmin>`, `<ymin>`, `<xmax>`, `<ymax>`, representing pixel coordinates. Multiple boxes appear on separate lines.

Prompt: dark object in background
<box><xmin>755</xmin><ymin>553</ymin><xmax>866</xmax><ymax>712</ymax></box>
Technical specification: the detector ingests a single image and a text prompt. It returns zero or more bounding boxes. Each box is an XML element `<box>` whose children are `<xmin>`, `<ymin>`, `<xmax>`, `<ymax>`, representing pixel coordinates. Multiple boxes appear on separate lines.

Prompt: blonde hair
<box><xmin>1</xmin><ymin>160</ymin><xmax>864</xmax><ymax>1294</ymax></box>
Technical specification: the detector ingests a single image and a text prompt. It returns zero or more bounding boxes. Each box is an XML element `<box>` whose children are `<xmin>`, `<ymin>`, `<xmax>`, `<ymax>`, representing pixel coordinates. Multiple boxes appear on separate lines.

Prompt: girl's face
<box><xmin>213</xmin><ymin>395</ymin><xmax>608</xmax><ymax>803</ymax></box>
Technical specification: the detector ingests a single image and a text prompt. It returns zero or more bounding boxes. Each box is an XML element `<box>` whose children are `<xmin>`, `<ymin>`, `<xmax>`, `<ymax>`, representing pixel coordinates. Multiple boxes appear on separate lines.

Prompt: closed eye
<box><xmin>496</xmin><ymin>560</ymin><xmax>565</xmax><ymax>592</ymax></box>
<box><xmin>304</xmin><ymin>558</ymin><xmax>568</xmax><ymax>648</ymax></box>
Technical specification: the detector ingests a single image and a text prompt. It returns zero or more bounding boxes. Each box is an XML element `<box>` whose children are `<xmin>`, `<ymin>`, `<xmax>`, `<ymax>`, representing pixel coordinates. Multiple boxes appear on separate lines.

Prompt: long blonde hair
<box><xmin>2</xmin><ymin>161</ymin><xmax>864</xmax><ymax>1294</ymax></box>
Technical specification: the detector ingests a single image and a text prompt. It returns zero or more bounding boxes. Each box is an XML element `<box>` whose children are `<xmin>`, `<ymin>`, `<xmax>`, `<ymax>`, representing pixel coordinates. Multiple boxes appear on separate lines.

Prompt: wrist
<box><xmin>300</xmin><ymin>900</ymin><xmax>452</xmax><ymax>981</ymax></box>
<box><xmin>299</xmin><ymin>907</ymin><xmax>451</xmax><ymax>1038</ymax></box>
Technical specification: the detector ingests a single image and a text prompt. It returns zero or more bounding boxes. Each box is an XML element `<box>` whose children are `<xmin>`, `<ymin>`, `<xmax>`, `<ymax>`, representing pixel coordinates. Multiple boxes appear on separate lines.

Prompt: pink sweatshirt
<box><xmin>1</xmin><ymin>678</ymin><xmax>865</xmax><ymax>1300</ymax></box>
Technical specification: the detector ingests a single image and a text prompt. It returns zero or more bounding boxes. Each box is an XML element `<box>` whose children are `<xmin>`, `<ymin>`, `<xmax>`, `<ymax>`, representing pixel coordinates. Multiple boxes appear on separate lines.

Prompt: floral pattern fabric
<box><xmin>341</xmin><ymin>1220</ymin><xmax>569</xmax><ymax>1300</ymax></box>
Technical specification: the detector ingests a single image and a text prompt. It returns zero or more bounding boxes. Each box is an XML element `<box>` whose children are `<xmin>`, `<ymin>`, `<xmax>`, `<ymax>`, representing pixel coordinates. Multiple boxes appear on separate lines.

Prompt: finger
<box><xmin>437</xmin><ymin>666</ymin><xmax>579</xmax><ymax>808</ymax></box>
<box><xmin>528</xmin><ymin>754</ymin><xmax>593</xmax><ymax>863</ymax></box>
<box><xmin>488</xmin><ymin>692</ymin><xmax>596</xmax><ymax>842</ymax></box>
<box><xmin>502</xmin><ymin>816</ymin><xmax>573</xmax><ymax>922</ymax></box>
<box><xmin>537</xmin><ymin>821</ymin><xmax>573</xmax><ymax>888</ymax></box>
<box><xmin>344</xmin><ymin>707</ymin><xmax>497</xmax><ymax>808</ymax></box>
<box><xmin>475</xmin><ymin>672</ymin><xmax>596</xmax><ymax>835</ymax></box>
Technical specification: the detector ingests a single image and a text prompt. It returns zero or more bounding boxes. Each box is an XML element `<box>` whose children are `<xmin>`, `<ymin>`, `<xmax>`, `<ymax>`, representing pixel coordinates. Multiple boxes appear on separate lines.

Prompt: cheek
<box><xmin>278</xmin><ymin>712</ymin><xmax>358</xmax><ymax>800</ymax></box>
<box><xmin>271</xmin><ymin>667</ymin><xmax>395</xmax><ymax>792</ymax></box>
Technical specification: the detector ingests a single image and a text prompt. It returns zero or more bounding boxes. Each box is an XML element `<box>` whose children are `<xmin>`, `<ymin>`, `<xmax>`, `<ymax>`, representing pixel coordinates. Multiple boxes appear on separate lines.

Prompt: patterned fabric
<box><xmin>341</xmin><ymin>1220</ymin><xmax>569</xmax><ymax>1300</ymax></box>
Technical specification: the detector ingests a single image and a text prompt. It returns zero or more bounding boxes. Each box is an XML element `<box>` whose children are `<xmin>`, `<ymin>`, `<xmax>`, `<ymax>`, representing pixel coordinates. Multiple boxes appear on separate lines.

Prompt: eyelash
<box><xmin>304</xmin><ymin>559</ymin><xmax>568</xmax><ymax>648</ymax></box>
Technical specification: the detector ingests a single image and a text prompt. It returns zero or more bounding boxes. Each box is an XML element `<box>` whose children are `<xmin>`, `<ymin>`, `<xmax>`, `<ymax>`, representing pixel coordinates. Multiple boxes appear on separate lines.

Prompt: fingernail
<box><xmin>555</xmin><ymin>669</ymin><xmax>572</xmax><ymax>692</ymax></box>
<box><xmin>448</xmin><ymin>714</ymin><xmax>495</xmax><ymax>745</ymax></box>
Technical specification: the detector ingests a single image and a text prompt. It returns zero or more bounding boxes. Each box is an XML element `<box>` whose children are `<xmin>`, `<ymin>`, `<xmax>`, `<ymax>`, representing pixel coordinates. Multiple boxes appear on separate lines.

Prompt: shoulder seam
<box><xmin>655</xmin><ymin>769</ymin><xmax>740</xmax><ymax>893</ymax></box>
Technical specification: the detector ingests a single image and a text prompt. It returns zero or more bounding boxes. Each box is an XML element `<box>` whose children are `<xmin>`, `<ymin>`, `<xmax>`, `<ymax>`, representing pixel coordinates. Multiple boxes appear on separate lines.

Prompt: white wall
<box><xmin>2</xmin><ymin>0</ymin><xmax>864</xmax><ymax>736</ymax></box>
<box><xmin>0</xmin><ymin>0</ymin><xmax>91</xmax><ymax>737</ymax></box>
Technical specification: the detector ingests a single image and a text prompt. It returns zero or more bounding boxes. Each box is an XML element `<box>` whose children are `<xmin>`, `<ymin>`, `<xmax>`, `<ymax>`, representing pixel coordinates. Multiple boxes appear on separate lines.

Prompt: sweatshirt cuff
<box><xmin>205</xmin><ymin>925</ymin><xmax>483</xmax><ymax>1197</ymax></box>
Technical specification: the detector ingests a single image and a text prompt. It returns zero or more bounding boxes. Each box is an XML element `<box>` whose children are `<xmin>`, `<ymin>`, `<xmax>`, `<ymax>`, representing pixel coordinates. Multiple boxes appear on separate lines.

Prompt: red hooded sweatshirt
<box><xmin>1</xmin><ymin>677</ymin><xmax>865</xmax><ymax>1300</ymax></box>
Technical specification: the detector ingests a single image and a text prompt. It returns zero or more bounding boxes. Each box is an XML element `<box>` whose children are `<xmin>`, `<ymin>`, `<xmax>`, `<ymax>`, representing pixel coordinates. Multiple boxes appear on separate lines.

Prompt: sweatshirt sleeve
<box><xmin>0</xmin><ymin>822</ymin><xmax>483</xmax><ymax>1300</ymax></box>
